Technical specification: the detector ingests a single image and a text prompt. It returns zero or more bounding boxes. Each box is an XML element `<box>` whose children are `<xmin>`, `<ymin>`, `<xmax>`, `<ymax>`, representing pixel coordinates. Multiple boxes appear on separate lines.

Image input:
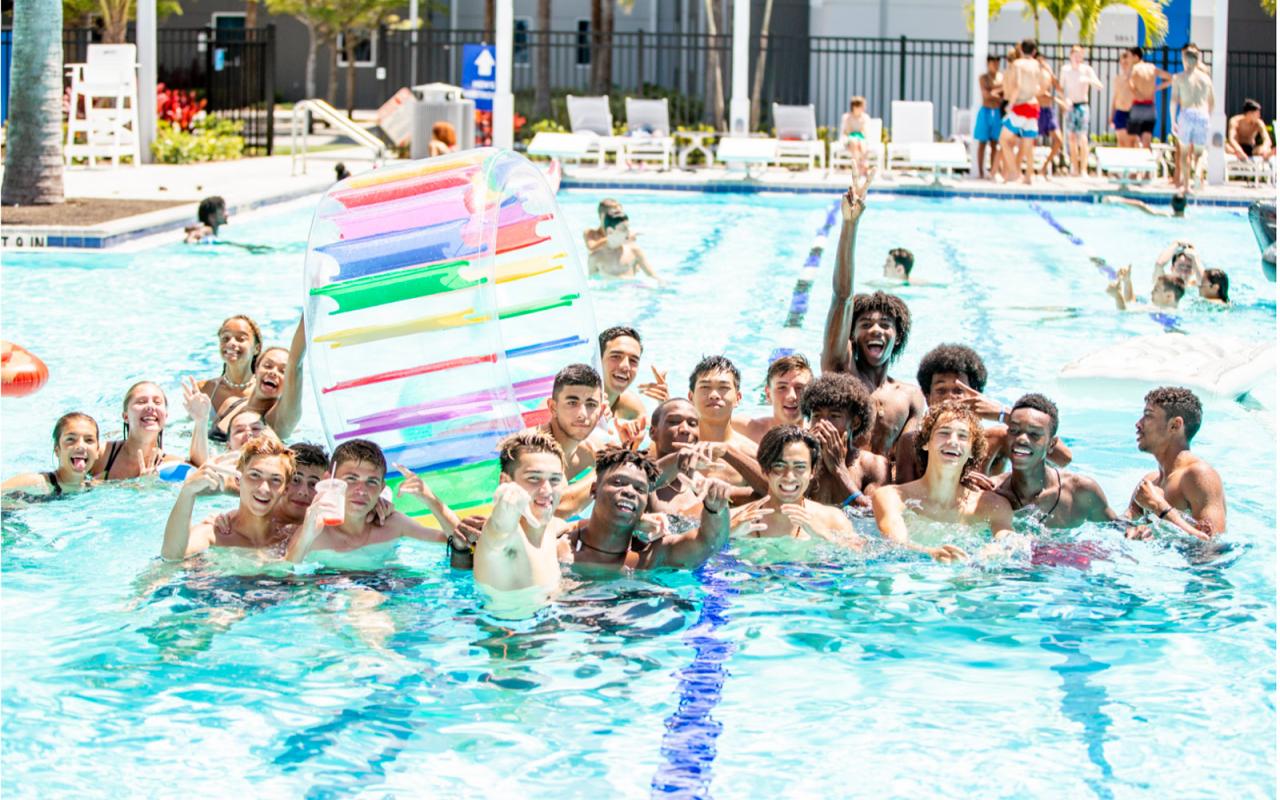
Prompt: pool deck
<box><xmin>1</xmin><ymin>151</ymin><xmax>1271</xmax><ymax>251</ymax></box>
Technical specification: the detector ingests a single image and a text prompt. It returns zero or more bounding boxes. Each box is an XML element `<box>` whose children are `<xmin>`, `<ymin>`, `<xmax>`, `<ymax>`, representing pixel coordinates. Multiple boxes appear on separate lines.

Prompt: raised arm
<box><xmin>821</xmin><ymin>172</ymin><xmax>872</xmax><ymax>373</ymax></box>
<box><xmin>633</xmin><ymin>245</ymin><xmax>664</xmax><ymax>284</ymax></box>
<box><xmin>650</xmin><ymin>478</ymin><xmax>732</xmax><ymax>568</ymax></box>
<box><xmin>474</xmin><ymin>483</ymin><xmax>536</xmax><ymax>588</ymax></box>
<box><xmin>183</xmin><ymin>376</ymin><xmax>213</xmax><ymax>468</ymax></box>
<box><xmin>161</xmin><ymin>466</ymin><xmax>222</xmax><ymax>560</ymax></box>
<box><xmin>394</xmin><ymin>462</ymin><xmax>461</xmax><ymax>538</ymax></box>
<box><xmin>266</xmin><ymin>317</ymin><xmax>306</xmax><ymax>439</ymax></box>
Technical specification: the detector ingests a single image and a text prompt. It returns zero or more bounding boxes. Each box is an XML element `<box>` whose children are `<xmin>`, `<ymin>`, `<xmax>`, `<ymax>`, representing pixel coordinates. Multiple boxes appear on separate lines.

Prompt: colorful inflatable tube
<box><xmin>304</xmin><ymin>149</ymin><xmax>599</xmax><ymax>526</ymax></box>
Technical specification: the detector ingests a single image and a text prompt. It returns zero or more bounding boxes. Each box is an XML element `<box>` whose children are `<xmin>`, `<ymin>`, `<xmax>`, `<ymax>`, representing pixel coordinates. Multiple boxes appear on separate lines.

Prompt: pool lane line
<box><xmin>1028</xmin><ymin>202</ymin><xmax>1180</xmax><ymax>332</ymax></box>
<box><xmin>649</xmin><ymin>559</ymin><xmax>738</xmax><ymax>799</ymax></box>
<box><xmin>768</xmin><ymin>199</ymin><xmax>842</xmax><ymax>365</ymax></box>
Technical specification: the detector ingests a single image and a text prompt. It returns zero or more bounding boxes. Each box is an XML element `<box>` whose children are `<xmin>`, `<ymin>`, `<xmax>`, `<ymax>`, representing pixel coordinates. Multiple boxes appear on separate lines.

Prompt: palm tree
<box><xmin>533</xmin><ymin>0</ymin><xmax>552</xmax><ymax>120</ymax></box>
<box><xmin>1075</xmin><ymin>0</ymin><xmax>1167</xmax><ymax>45</ymax></box>
<box><xmin>1042</xmin><ymin>0</ymin><xmax>1078</xmax><ymax>44</ymax></box>
<box><xmin>3</xmin><ymin>0</ymin><xmax>64</xmax><ymax>205</ymax></box>
<box><xmin>748</xmin><ymin>0</ymin><xmax>775</xmax><ymax>131</ymax></box>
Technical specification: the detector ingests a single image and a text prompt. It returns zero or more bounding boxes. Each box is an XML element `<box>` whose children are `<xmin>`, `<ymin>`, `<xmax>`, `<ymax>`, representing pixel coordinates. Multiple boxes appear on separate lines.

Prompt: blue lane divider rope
<box><xmin>769</xmin><ymin>199</ymin><xmax>842</xmax><ymax>365</ymax></box>
<box><xmin>649</xmin><ymin>559</ymin><xmax>737</xmax><ymax>799</ymax></box>
<box><xmin>1028</xmin><ymin>201</ymin><xmax>1180</xmax><ymax>332</ymax></box>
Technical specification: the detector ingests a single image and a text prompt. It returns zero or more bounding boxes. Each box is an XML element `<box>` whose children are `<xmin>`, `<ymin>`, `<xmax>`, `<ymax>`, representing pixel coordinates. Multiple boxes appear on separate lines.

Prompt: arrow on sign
<box><xmin>475</xmin><ymin>48</ymin><xmax>496</xmax><ymax>77</ymax></box>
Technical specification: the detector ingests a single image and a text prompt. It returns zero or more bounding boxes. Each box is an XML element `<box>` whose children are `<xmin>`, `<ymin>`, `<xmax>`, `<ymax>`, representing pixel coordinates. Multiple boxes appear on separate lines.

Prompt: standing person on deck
<box><xmin>821</xmin><ymin>171</ymin><xmax>925</xmax><ymax>460</ymax></box>
<box><xmin>1125</xmin><ymin>387</ymin><xmax>1226</xmax><ymax>541</ymax></box>
<box><xmin>1126</xmin><ymin>47</ymin><xmax>1162</xmax><ymax>149</ymax></box>
<box><xmin>1111</xmin><ymin>49</ymin><xmax>1136</xmax><ymax>147</ymax></box>
<box><xmin>1035</xmin><ymin>53</ymin><xmax>1065</xmax><ymax>178</ymax></box>
<box><xmin>1060</xmin><ymin>46</ymin><xmax>1104</xmax><ymax>176</ymax></box>
<box><xmin>1170</xmin><ymin>45</ymin><xmax>1214</xmax><ymax>194</ymax></box>
<box><xmin>974</xmin><ymin>55</ymin><xmax>1005</xmax><ymax>179</ymax></box>
<box><xmin>997</xmin><ymin>40</ymin><xmax>1044</xmax><ymax>184</ymax></box>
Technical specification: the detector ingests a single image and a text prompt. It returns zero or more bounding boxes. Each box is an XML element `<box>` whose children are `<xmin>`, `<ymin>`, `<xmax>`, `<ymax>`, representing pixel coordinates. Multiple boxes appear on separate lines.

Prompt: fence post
<box><xmin>264</xmin><ymin>24</ymin><xmax>276</xmax><ymax>155</ymax></box>
<box><xmin>898</xmin><ymin>35</ymin><xmax>907</xmax><ymax>100</ymax></box>
<box><xmin>637</xmin><ymin>29</ymin><xmax>645</xmax><ymax>94</ymax></box>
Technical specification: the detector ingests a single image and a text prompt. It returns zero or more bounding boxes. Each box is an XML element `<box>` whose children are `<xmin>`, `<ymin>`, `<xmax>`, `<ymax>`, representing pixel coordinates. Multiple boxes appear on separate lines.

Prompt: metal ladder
<box><xmin>290</xmin><ymin>98</ymin><xmax>388</xmax><ymax>175</ymax></box>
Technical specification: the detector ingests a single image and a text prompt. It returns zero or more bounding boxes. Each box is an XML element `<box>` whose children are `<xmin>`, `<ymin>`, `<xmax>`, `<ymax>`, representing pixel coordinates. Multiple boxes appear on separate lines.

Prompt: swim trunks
<box><xmin>847</xmin><ymin>131</ymin><xmax>865</xmax><ymax>141</ymax></box>
<box><xmin>1037</xmin><ymin>106</ymin><xmax>1058</xmax><ymax>136</ymax></box>
<box><xmin>1126</xmin><ymin>102</ymin><xmax>1155</xmax><ymax>136</ymax></box>
<box><xmin>973</xmin><ymin>106</ymin><xmax>1002</xmax><ymax>142</ymax></box>
<box><xmin>1241</xmin><ymin>142</ymin><xmax>1256</xmax><ymax>157</ymax></box>
<box><xmin>1176</xmin><ymin>107</ymin><xmax>1209</xmax><ymax>147</ymax></box>
<box><xmin>1065</xmin><ymin>102</ymin><xmax>1090</xmax><ymax>134</ymax></box>
<box><xmin>1003</xmin><ymin>103</ymin><xmax>1039</xmax><ymax>139</ymax></box>
<box><xmin>1112</xmin><ymin>109</ymin><xmax>1130</xmax><ymax>131</ymax></box>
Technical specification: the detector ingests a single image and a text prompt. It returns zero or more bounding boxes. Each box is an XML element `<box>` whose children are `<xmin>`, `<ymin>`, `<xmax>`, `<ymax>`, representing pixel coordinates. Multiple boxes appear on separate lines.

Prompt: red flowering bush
<box><xmin>474</xmin><ymin>109</ymin><xmax>527</xmax><ymax>147</ymax></box>
<box><xmin>156</xmin><ymin>82</ymin><xmax>207</xmax><ymax>132</ymax></box>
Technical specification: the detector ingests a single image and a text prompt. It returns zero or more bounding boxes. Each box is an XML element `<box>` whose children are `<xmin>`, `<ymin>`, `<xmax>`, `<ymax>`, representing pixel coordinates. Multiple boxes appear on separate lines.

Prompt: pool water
<box><xmin>2</xmin><ymin>190</ymin><xmax>1275</xmax><ymax>797</ymax></box>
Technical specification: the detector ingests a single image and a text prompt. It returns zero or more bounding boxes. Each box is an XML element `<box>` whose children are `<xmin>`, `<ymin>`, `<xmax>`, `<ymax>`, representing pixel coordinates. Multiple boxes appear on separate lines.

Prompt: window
<box><xmin>514</xmin><ymin>17</ymin><xmax>531</xmax><ymax>66</ymax></box>
<box><xmin>576</xmin><ymin>19</ymin><xmax>590</xmax><ymax>66</ymax></box>
<box><xmin>211</xmin><ymin>12</ymin><xmax>245</xmax><ymax>43</ymax></box>
<box><xmin>337</xmin><ymin>30</ymin><xmax>377</xmax><ymax>68</ymax></box>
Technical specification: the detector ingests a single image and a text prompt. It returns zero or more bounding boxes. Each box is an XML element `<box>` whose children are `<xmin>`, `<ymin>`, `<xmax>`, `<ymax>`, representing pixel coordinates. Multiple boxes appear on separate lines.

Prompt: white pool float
<box><xmin>1059</xmin><ymin>333</ymin><xmax>1276</xmax><ymax>402</ymax></box>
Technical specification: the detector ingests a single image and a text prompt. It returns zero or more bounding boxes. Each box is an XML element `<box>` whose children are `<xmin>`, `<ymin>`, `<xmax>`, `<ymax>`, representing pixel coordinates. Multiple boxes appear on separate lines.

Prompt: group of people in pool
<box><xmin>3</xmin><ymin>172</ymin><xmax>1229</xmax><ymax>610</ymax></box>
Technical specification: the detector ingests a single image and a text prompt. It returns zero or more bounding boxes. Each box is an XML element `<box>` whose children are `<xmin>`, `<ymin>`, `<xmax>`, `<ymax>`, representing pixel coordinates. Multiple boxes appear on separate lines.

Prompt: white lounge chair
<box><xmin>1225</xmin><ymin>154</ymin><xmax>1275</xmax><ymax>185</ymax></box>
<box><xmin>828</xmin><ymin>117</ymin><xmax>883</xmax><ymax>174</ymax></box>
<box><xmin>565</xmin><ymin>95</ymin><xmax>624</xmax><ymax>167</ymax></box>
<box><xmin>1095</xmin><ymin>146</ymin><xmax>1159</xmax><ymax>186</ymax></box>
<box><xmin>527</xmin><ymin>132</ymin><xmax>597</xmax><ymax>165</ymax></box>
<box><xmin>621</xmin><ymin>97</ymin><xmax>674</xmax><ymax>171</ymax></box>
<box><xmin>716</xmin><ymin>136</ymin><xmax>778</xmax><ymax>178</ymax></box>
<box><xmin>950</xmin><ymin>105</ymin><xmax>973</xmax><ymax>146</ymax></box>
<box><xmin>771</xmin><ymin>103</ymin><xmax>824</xmax><ymax>170</ymax></box>
<box><xmin>886</xmin><ymin>100</ymin><xmax>935</xmax><ymax>174</ymax></box>
<box><xmin>65</xmin><ymin>44</ymin><xmax>141</xmax><ymax>167</ymax></box>
<box><xmin>903</xmin><ymin>142</ymin><xmax>971</xmax><ymax>185</ymax></box>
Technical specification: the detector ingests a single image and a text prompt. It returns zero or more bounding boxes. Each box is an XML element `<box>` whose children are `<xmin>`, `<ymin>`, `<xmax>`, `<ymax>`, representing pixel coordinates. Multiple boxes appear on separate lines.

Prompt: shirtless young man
<box><xmin>273</xmin><ymin>442</ymin><xmax>328</xmax><ymax>526</ymax></box>
<box><xmin>1227</xmin><ymin>99</ymin><xmax>1274</xmax><ymax>162</ymax></box>
<box><xmin>872</xmin><ymin>404</ymin><xmax>1016</xmax><ymax>563</ymax></box>
<box><xmin>559</xmin><ymin>448</ymin><xmax>732</xmax><ymax>571</ymax></box>
<box><xmin>731</xmin><ymin>353</ymin><xmax>813</xmax><ymax>444</ymax></box>
<box><xmin>997</xmin><ymin>40</ymin><xmax>1044</xmax><ymax>183</ymax></box>
<box><xmin>1034</xmin><ymin>53</ymin><xmax>1065</xmax><ymax>177</ymax></box>
<box><xmin>161</xmin><ymin>434</ymin><xmax>295</xmax><ymax>560</ymax></box>
<box><xmin>892</xmin><ymin>344</ymin><xmax>1071</xmax><ymax>483</ymax></box>
<box><xmin>1170</xmin><ymin>45</ymin><xmax>1214</xmax><ymax>193</ymax></box>
<box><xmin>473</xmin><ymin>432</ymin><xmax>569</xmax><ymax>600</ymax></box>
<box><xmin>530</xmin><ymin>363</ymin><xmax>604</xmax><ymax>518</ymax></box>
<box><xmin>993</xmin><ymin>394</ymin><xmax>1118</xmax><ymax>528</ymax></box>
<box><xmin>974</xmin><ymin>55</ymin><xmax>1004</xmax><ymax>179</ymax></box>
<box><xmin>688</xmin><ymin>355</ymin><xmax>759</xmax><ymax>485</ymax></box>
<box><xmin>284</xmin><ymin>439</ymin><xmax>449</xmax><ymax>566</ymax></box>
<box><xmin>820</xmin><ymin>171</ymin><xmax>925</xmax><ymax>458</ymax></box>
<box><xmin>800</xmin><ymin>373</ymin><xmax>889</xmax><ymax>509</ymax></box>
<box><xmin>1111</xmin><ymin>49</ymin><xmax>1136</xmax><ymax>147</ymax></box>
<box><xmin>583</xmin><ymin>198</ymin><xmax>624</xmax><ymax>253</ymax></box>
<box><xmin>1125</xmin><ymin>386</ymin><xmax>1226</xmax><ymax>541</ymax></box>
<box><xmin>1106</xmin><ymin>265</ymin><xmax>1185</xmax><ymax>311</ymax></box>
<box><xmin>1060</xmin><ymin>45</ymin><xmax>1104</xmax><ymax>176</ymax></box>
<box><xmin>594</xmin><ymin>325</ymin><xmax>667</xmax><ymax>447</ymax></box>
<box><xmin>731</xmin><ymin>426</ymin><xmax>860</xmax><ymax>549</ymax></box>
<box><xmin>587</xmin><ymin>210</ymin><xmax>662</xmax><ymax>283</ymax></box>
<box><xmin>647</xmin><ymin>398</ymin><xmax>756</xmax><ymax>514</ymax></box>
<box><xmin>1126</xmin><ymin>47</ymin><xmax>1161</xmax><ymax>149</ymax></box>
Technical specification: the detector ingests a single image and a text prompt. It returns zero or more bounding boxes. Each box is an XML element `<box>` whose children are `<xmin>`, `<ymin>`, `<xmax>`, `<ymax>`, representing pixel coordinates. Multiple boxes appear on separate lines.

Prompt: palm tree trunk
<box><xmin>303</xmin><ymin>20</ymin><xmax>318</xmax><ymax>100</ymax></box>
<box><xmin>703</xmin><ymin>0</ymin><xmax>725</xmax><ymax>129</ymax></box>
<box><xmin>484</xmin><ymin>0</ymin><xmax>496</xmax><ymax>41</ymax></box>
<box><xmin>2</xmin><ymin>0</ymin><xmax>64</xmax><ymax>205</ymax></box>
<box><xmin>325</xmin><ymin>36</ymin><xmax>339</xmax><ymax>105</ymax></box>
<box><xmin>533</xmin><ymin>0</ymin><xmax>552</xmax><ymax>120</ymax></box>
<box><xmin>749</xmin><ymin>0</ymin><xmax>775</xmax><ymax>131</ymax></box>
<box><xmin>102</xmin><ymin>0</ymin><xmax>129</xmax><ymax>44</ymax></box>
<box><xmin>246</xmin><ymin>0</ymin><xmax>260</xmax><ymax>29</ymax></box>
<box><xmin>598</xmin><ymin>0</ymin><xmax>614</xmax><ymax>96</ymax></box>
<box><xmin>344</xmin><ymin>32</ymin><xmax>358</xmax><ymax>118</ymax></box>
<box><xmin>590</xmin><ymin>0</ymin><xmax>605</xmax><ymax>94</ymax></box>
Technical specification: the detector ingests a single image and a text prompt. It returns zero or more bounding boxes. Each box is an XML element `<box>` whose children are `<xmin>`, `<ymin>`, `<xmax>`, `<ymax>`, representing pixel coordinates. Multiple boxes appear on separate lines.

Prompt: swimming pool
<box><xmin>2</xmin><ymin>189</ymin><xmax>1275</xmax><ymax>797</ymax></box>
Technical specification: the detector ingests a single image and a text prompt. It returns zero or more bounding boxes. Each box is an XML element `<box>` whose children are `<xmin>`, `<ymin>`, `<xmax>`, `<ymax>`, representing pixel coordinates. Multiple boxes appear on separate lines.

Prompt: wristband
<box><xmin>1157</xmin><ymin>506</ymin><xmax>1173</xmax><ymax>519</ymax></box>
<box><xmin>841</xmin><ymin>490</ymin><xmax>863</xmax><ymax>508</ymax></box>
<box><xmin>998</xmin><ymin>407</ymin><xmax>1008</xmax><ymax>424</ymax></box>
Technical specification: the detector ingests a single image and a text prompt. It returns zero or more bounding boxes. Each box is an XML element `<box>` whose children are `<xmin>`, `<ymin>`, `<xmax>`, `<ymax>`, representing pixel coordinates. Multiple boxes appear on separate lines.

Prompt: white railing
<box><xmin>290</xmin><ymin>99</ymin><xmax>388</xmax><ymax>175</ymax></box>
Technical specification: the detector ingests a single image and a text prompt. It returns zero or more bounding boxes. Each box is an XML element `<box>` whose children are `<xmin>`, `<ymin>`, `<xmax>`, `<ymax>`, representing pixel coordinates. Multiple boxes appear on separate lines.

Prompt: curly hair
<box><xmin>1145</xmin><ymin>386</ymin><xmax>1203</xmax><ymax>442</ymax></box>
<box><xmin>915</xmin><ymin>402</ymin><xmax>987</xmax><ymax>475</ymax></box>
<box><xmin>756</xmin><ymin>425</ymin><xmax>820</xmax><ymax>473</ymax></box>
<box><xmin>916</xmin><ymin>344</ymin><xmax>988</xmax><ymax>395</ymax></box>
<box><xmin>799</xmin><ymin>373</ymin><xmax>874</xmax><ymax>443</ymax></box>
<box><xmin>1010</xmin><ymin>393</ymin><xmax>1060</xmax><ymax>437</ymax></box>
<box><xmin>498</xmin><ymin>430</ymin><xmax>565</xmax><ymax>476</ymax></box>
<box><xmin>850</xmin><ymin>291</ymin><xmax>911</xmax><ymax>363</ymax></box>
<box><xmin>237</xmin><ymin>432</ymin><xmax>296</xmax><ymax>481</ymax></box>
<box><xmin>594</xmin><ymin>447</ymin><xmax>661</xmax><ymax>489</ymax></box>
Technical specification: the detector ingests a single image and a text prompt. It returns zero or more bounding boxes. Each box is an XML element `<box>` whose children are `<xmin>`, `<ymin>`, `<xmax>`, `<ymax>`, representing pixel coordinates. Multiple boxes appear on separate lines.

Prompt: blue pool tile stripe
<box><xmin>782</xmin><ymin>199</ymin><xmax>842</xmax><ymax>331</ymax></box>
<box><xmin>650</xmin><ymin>561</ymin><xmax>738</xmax><ymax>799</ymax></box>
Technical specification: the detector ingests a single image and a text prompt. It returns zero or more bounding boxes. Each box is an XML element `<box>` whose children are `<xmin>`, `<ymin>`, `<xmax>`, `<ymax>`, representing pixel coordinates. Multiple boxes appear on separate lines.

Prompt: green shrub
<box><xmin>151</xmin><ymin>116</ymin><xmax>245</xmax><ymax>164</ymax></box>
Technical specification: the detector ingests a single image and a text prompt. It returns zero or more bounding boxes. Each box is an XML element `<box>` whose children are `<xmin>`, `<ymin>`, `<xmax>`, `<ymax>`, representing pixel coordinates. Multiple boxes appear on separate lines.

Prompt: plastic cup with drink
<box><xmin>314</xmin><ymin>478</ymin><xmax>347</xmax><ymax>526</ymax></box>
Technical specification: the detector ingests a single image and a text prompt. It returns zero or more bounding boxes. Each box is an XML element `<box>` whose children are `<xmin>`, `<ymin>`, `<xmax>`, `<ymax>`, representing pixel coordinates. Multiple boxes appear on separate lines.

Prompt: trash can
<box><xmin>411</xmin><ymin>82</ymin><xmax>476</xmax><ymax>158</ymax></box>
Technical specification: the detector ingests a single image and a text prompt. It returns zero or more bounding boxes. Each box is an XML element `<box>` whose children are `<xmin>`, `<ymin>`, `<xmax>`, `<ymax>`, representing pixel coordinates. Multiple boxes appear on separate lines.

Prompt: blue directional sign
<box><xmin>461</xmin><ymin>44</ymin><xmax>496</xmax><ymax>112</ymax></box>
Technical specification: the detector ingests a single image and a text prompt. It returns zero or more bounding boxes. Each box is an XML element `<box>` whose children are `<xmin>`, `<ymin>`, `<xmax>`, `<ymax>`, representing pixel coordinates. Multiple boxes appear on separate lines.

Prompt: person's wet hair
<box><xmin>1145</xmin><ymin>386</ymin><xmax>1203</xmax><ymax>442</ymax></box>
<box><xmin>765</xmin><ymin>353</ymin><xmax>812</xmax><ymax>385</ymax></box>
<box><xmin>331</xmin><ymin>439</ymin><xmax>387</xmax><ymax>477</ymax></box>
<box><xmin>197</xmin><ymin>196</ymin><xmax>226</xmax><ymax>227</ymax></box>
<box><xmin>756</xmin><ymin>425</ymin><xmax>820</xmax><ymax>473</ymax></box>
<box><xmin>498</xmin><ymin>431</ymin><xmax>565</xmax><ymax>477</ymax></box>
<box><xmin>1010</xmin><ymin>392</ymin><xmax>1060</xmax><ymax>437</ymax></box>
<box><xmin>598</xmin><ymin>324</ymin><xmax>642</xmax><ymax>354</ymax></box>
<box><xmin>594</xmin><ymin>447</ymin><xmax>660</xmax><ymax>490</ymax></box>
<box><xmin>52</xmin><ymin>412</ymin><xmax>98</xmax><ymax>447</ymax></box>
<box><xmin>289</xmin><ymin>442</ymin><xmax>329</xmax><ymax>471</ymax></box>
<box><xmin>1171</xmin><ymin>193</ymin><xmax>1188</xmax><ymax>215</ymax></box>
<box><xmin>916</xmin><ymin>344</ymin><xmax>988</xmax><ymax>395</ymax></box>
<box><xmin>1242</xmin><ymin>98</ymin><xmax>1262</xmax><ymax>114</ymax></box>
<box><xmin>850</xmin><ymin>291</ymin><xmax>912</xmax><ymax>362</ymax></box>
<box><xmin>986</xmin><ymin>55</ymin><xmax>1000</xmax><ymax>64</ymax></box>
<box><xmin>597</xmin><ymin>198</ymin><xmax>622</xmax><ymax>218</ymax></box>
<box><xmin>553</xmin><ymin>363</ymin><xmax>602</xmax><ymax>398</ymax></box>
<box><xmin>888</xmin><ymin>247</ymin><xmax>914</xmax><ymax>277</ymax></box>
<box><xmin>602</xmin><ymin>209</ymin><xmax>629</xmax><ymax>231</ymax></box>
<box><xmin>799</xmin><ymin>373</ymin><xmax>874</xmax><ymax>443</ymax></box>
<box><xmin>236</xmin><ymin>433</ymin><xmax>295</xmax><ymax>481</ymax></box>
<box><xmin>1127</xmin><ymin>46</ymin><xmax>1143</xmax><ymax>59</ymax></box>
<box><xmin>1155</xmin><ymin>274</ymin><xmax>1187</xmax><ymax>302</ymax></box>
<box><xmin>1020</xmin><ymin>39</ymin><xmax>1038</xmax><ymax>57</ymax></box>
<box><xmin>688</xmin><ymin>355</ymin><xmax>742</xmax><ymax>392</ymax></box>
<box><xmin>651</xmin><ymin>397</ymin><xmax>696</xmax><ymax>431</ymax></box>
<box><xmin>915</xmin><ymin>403</ymin><xmax>988</xmax><ymax>475</ymax></box>
<box><xmin>1202</xmin><ymin>268</ymin><xmax>1229</xmax><ymax>302</ymax></box>
<box><xmin>219</xmin><ymin>314</ymin><xmax>264</xmax><ymax>372</ymax></box>
<box><xmin>121</xmin><ymin>381</ymin><xmax>167</xmax><ymax>447</ymax></box>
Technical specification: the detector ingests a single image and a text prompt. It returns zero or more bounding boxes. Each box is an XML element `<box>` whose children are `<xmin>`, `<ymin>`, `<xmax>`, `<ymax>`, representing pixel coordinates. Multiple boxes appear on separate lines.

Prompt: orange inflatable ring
<box><xmin>1</xmin><ymin>341</ymin><xmax>49</xmax><ymax>398</ymax></box>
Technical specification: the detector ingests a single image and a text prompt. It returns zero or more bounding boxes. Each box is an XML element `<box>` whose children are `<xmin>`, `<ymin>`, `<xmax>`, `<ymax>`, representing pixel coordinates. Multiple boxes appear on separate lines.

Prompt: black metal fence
<box><xmin>18</xmin><ymin>26</ymin><xmax>277</xmax><ymax>155</ymax></box>
<box><xmin>381</xmin><ymin>27</ymin><xmax>1275</xmax><ymax>143</ymax></box>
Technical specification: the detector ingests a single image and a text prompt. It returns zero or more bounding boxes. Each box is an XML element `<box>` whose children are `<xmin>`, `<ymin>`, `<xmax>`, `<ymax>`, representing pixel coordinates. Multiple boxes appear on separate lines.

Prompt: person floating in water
<box><xmin>1125</xmin><ymin>387</ymin><xmax>1226</xmax><ymax>541</ymax></box>
<box><xmin>182</xmin><ymin>195</ymin><xmax>273</xmax><ymax>253</ymax></box>
<box><xmin>1106</xmin><ymin>264</ymin><xmax>1185</xmax><ymax>311</ymax></box>
<box><xmin>992</xmin><ymin>394</ymin><xmax>1118</xmax><ymax>528</ymax></box>
<box><xmin>587</xmin><ymin>209</ymin><xmax>663</xmax><ymax>283</ymax></box>
<box><xmin>3</xmin><ymin>412</ymin><xmax>99</xmax><ymax>498</ymax></box>
<box><xmin>1102</xmin><ymin>193</ymin><xmax>1188</xmax><ymax>218</ymax></box>
<box><xmin>93</xmin><ymin>381</ymin><xmax>185</xmax><ymax>481</ymax></box>
<box><xmin>821</xmin><ymin>171</ymin><xmax>924</xmax><ymax>459</ymax></box>
<box><xmin>872</xmin><ymin>403</ymin><xmax>1016</xmax><ymax>563</ymax></box>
